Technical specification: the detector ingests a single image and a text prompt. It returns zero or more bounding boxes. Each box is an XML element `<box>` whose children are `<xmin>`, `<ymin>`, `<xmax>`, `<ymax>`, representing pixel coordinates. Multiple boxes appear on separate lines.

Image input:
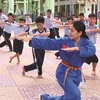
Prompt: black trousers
<box><xmin>13</xmin><ymin>39</ymin><xmax>23</xmax><ymax>54</ymax></box>
<box><xmin>54</xmin><ymin>28</ymin><xmax>60</xmax><ymax>38</ymax></box>
<box><xmin>24</xmin><ymin>48</ymin><xmax>45</xmax><ymax>76</ymax></box>
<box><xmin>55</xmin><ymin>52</ymin><xmax>60</xmax><ymax>57</ymax></box>
<box><xmin>0</xmin><ymin>31</ymin><xmax>12</xmax><ymax>51</ymax></box>
<box><xmin>0</xmin><ymin>28</ymin><xmax>3</xmax><ymax>37</ymax></box>
<box><xmin>48</xmin><ymin>28</ymin><xmax>55</xmax><ymax>39</ymax></box>
<box><xmin>85</xmin><ymin>54</ymin><xmax>99</xmax><ymax>64</ymax></box>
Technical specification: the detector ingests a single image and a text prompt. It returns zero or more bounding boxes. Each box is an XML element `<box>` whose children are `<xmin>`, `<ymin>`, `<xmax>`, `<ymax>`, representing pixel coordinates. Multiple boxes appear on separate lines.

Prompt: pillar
<box><xmin>8</xmin><ymin>0</ymin><xmax>14</xmax><ymax>13</ymax></box>
<box><xmin>24</xmin><ymin>0</ymin><xmax>26</xmax><ymax>14</ymax></box>
<box><xmin>44</xmin><ymin>0</ymin><xmax>55</xmax><ymax>16</ymax></box>
<box><xmin>38</xmin><ymin>0</ymin><xmax>43</xmax><ymax>14</ymax></box>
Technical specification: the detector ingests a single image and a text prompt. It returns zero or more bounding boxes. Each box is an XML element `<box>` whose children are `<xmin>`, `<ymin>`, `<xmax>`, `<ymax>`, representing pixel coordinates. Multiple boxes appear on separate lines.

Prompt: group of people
<box><xmin>0</xmin><ymin>8</ymin><xmax>100</xmax><ymax>100</ymax></box>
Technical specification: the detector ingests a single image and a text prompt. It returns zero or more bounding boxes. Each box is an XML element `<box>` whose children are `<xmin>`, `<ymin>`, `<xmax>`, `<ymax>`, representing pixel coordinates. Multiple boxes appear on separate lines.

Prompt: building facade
<box><xmin>0</xmin><ymin>0</ymin><xmax>100</xmax><ymax>20</ymax></box>
<box><xmin>0</xmin><ymin>0</ymin><xmax>55</xmax><ymax>16</ymax></box>
<box><xmin>55</xmin><ymin>0</ymin><xmax>100</xmax><ymax>19</ymax></box>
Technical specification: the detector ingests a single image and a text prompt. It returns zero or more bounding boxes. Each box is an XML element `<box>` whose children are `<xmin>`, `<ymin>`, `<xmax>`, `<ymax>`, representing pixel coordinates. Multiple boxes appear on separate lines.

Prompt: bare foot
<box><xmin>91</xmin><ymin>71</ymin><xmax>96</xmax><ymax>76</ymax></box>
<box><xmin>22</xmin><ymin>66</ymin><xmax>25</xmax><ymax>76</ymax></box>
<box><xmin>9</xmin><ymin>57</ymin><xmax>13</xmax><ymax>63</ymax></box>
<box><xmin>56</xmin><ymin>57</ymin><xmax>60</xmax><ymax>60</ymax></box>
<box><xmin>16</xmin><ymin>61</ymin><xmax>20</xmax><ymax>65</ymax></box>
<box><xmin>16</xmin><ymin>60</ymin><xmax>20</xmax><ymax>65</ymax></box>
<box><xmin>37</xmin><ymin>76</ymin><xmax>43</xmax><ymax>79</ymax></box>
<box><xmin>8</xmin><ymin>50</ymin><xmax>12</xmax><ymax>52</ymax></box>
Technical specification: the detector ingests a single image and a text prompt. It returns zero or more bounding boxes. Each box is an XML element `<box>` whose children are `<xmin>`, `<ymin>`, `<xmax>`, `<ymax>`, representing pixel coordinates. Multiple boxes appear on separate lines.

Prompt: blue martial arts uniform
<box><xmin>29</xmin><ymin>36</ymin><xmax>95</xmax><ymax>100</ymax></box>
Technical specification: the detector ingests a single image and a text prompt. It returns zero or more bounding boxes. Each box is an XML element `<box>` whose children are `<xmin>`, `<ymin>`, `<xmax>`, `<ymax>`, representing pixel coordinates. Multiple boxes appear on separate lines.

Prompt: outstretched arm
<box><xmin>31</xmin><ymin>32</ymin><xmax>50</xmax><ymax>37</ymax></box>
<box><xmin>0</xmin><ymin>21</ymin><xmax>11</xmax><ymax>25</ymax></box>
<box><xmin>58</xmin><ymin>25</ymin><xmax>70</xmax><ymax>28</ymax></box>
<box><xmin>25</xmin><ymin>22</ymin><xmax>36</xmax><ymax>26</ymax></box>
<box><xmin>10</xmin><ymin>32</ymin><xmax>28</xmax><ymax>40</ymax></box>
<box><xmin>29</xmin><ymin>37</ymin><xmax>64</xmax><ymax>50</ymax></box>
<box><xmin>86</xmin><ymin>28</ymin><xmax>100</xmax><ymax>33</ymax></box>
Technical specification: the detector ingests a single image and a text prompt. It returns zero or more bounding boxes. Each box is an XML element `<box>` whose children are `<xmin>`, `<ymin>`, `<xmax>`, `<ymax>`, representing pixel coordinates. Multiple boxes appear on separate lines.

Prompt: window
<box><xmin>59</xmin><ymin>5</ymin><xmax>65</xmax><ymax>17</ymax></box>
<box><xmin>55</xmin><ymin>6</ymin><xmax>58</xmax><ymax>13</ymax></box>
<box><xmin>55</xmin><ymin>0</ymin><xmax>58</xmax><ymax>2</ymax></box>
<box><xmin>66</xmin><ymin>5</ymin><xmax>70</xmax><ymax>17</ymax></box>
<box><xmin>74</xmin><ymin>4</ymin><xmax>79</xmax><ymax>17</ymax></box>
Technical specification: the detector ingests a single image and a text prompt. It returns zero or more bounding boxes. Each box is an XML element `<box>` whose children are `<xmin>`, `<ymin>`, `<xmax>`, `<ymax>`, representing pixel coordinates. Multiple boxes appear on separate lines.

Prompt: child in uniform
<box><xmin>55</xmin><ymin>16</ymin><xmax>73</xmax><ymax>58</ymax></box>
<box><xmin>64</xmin><ymin>16</ymin><xmax>73</xmax><ymax>37</ymax></box>
<box><xmin>52</xmin><ymin>15</ymin><xmax>62</xmax><ymax>38</ymax></box>
<box><xmin>23</xmin><ymin>16</ymin><xmax>50</xmax><ymax>78</ymax></box>
<box><xmin>44</xmin><ymin>9</ymin><xmax>55</xmax><ymax>38</ymax></box>
<box><xmin>0</xmin><ymin>9</ymin><xmax>7</xmax><ymax>39</ymax></box>
<box><xmin>85</xmin><ymin>13</ymin><xmax>99</xmax><ymax>76</ymax></box>
<box><xmin>9</xmin><ymin>18</ymin><xmax>28</xmax><ymax>64</ymax></box>
<box><xmin>0</xmin><ymin>13</ymin><xmax>14</xmax><ymax>51</ymax></box>
<box><xmin>25</xmin><ymin>14</ymin><xmax>32</xmax><ymax>32</ymax></box>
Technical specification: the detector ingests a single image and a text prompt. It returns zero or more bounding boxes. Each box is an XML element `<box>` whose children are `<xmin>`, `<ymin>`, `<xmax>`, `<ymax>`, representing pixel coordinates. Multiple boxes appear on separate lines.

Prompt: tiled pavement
<box><xmin>0</xmin><ymin>28</ymin><xmax>100</xmax><ymax>100</ymax></box>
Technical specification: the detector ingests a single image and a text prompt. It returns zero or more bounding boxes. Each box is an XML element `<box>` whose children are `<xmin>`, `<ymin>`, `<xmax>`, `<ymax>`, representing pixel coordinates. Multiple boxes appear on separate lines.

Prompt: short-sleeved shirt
<box><xmin>29</xmin><ymin>28</ymin><xmax>49</xmax><ymax>39</ymax></box>
<box><xmin>11</xmin><ymin>24</ymin><xmax>28</xmax><ymax>40</ymax></box>
<box><xmin>80</xmin><ymin>20</ymin><xmax>88</xmax><ymax>25</ymax></box>
<box><xmin>25</xmin><ymin>18</ymin><xmax>32</xmax><ymax>29</ymax></box>
<box><xmin>64</xmin><ymin>27</ymin><xmax>70</xmax><ymax>36</ymax></box>
<box><xmin>0</xmin><ymin>14</ymin><xmax>7</xmax><ymax>27</ymax></box>
<box><xmin>44</xmin><ymin>16</ymin><xmax>54</xmax><ymax>29</ymax></box>
<box><xmin>25</xmin><ymin>18</ymin><xmax>32</xmax><ymax>24</ymax></box>
<box><xmin>3</xmin><ymin>20</ymin><xmax>15</xmax><ymax>33</ymax></box>
<box><xmin>53</xmin><ymin>19</ymin><xmax>61</xmax><ymax>28</ymax></box>
<box><xmin>86</xmin><ymin>24</ymin><xmax>99</xmax><ymax>44</ymax></box>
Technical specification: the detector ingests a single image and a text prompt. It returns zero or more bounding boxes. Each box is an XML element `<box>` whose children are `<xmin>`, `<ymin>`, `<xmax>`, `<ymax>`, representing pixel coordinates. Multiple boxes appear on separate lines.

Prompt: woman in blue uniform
<box><xmin>22</xmin><ymin>21</ymin><xmax>95</xmax><ymax>100</ymax></box>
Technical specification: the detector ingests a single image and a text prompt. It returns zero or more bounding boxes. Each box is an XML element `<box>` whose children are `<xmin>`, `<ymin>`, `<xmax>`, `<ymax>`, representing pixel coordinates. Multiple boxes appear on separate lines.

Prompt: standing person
<box><xmin>85</xmin><ymin>13</ymin><xmax>99</xmax><ymax>76</ymax></box>
<box><xmin>64</xmin><ymin>16</ymin><xmax>73</xmax><ymax>37</ymax></box>
<box><xmin>9</xmin><ymin>18</ymin><xmax>28</xmax><ymax>64</ymax></box>
<box><xmin>22</xmin><ymin>21</ymin><xmax>95</xmax><ymax>100</ymax></box>
<box><xmin>79</xmin><ymin>13</ymin><xmax>88</xmax><ymax>25</ymax></box>
<box><xmin>52</xmin><ymin>15</ymin><xmax>62</xmax><ymax>38</ymax></box>
<box><xmin>0</xmin><ymin>13</ymin><xmax>14</xmax><ymax>52</ymax></box>
<box><xmin>0</xmin><ymin>9</ymin><xmax>7</xmax><ymax>39</ymax></box>
<box><xmin>25</xmin><ymin>14</ymin><xmax>32</xmax><ymax>32</ymax></box>
<box><xmin>22</xmin><ymin>16</ymin><xmax>50</xmax><ymax>78</ymax></box>
<box><xmin>44</xmin><ymin>9</ymin><xmax>55</xmax><ymax>38</ymax></box>
<box><xmin>55</xmin><ymin>16</ymin><xmax>73</xmax><ymax>59</ymax></box>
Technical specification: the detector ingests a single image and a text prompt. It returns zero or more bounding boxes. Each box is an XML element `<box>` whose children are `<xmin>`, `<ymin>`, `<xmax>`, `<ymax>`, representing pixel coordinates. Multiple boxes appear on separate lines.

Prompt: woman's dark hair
<box><xmin>72</xmin><ymin>21</ymin><xmax>89</xmax><ymax>39</ymax></box>
<box><xmin>35</xmin><ymin>16</ymin><xmax>44</xmax><ymax>23</ymax></box>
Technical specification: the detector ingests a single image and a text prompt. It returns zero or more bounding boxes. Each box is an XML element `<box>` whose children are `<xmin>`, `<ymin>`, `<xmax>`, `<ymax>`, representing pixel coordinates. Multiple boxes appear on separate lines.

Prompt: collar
<box><xmin>88</xmin><ymin>24</ymin><xmax>96</xmax><ymax>29</ymax></box>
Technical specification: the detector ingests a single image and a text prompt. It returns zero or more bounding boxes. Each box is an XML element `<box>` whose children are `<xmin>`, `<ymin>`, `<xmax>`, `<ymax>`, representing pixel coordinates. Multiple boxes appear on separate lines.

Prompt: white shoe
<box><xmin>37</xmin><ymin>94</ymin><xmax>42</xmax><ymax>100</ymax></box>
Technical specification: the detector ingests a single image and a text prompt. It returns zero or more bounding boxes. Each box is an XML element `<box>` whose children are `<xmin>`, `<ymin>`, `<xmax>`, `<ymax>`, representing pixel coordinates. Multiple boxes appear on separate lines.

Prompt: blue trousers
<box><xmin>42</xmin><ymin>65</ymin><xmax>81</xmax><ymax>100</ymax></box>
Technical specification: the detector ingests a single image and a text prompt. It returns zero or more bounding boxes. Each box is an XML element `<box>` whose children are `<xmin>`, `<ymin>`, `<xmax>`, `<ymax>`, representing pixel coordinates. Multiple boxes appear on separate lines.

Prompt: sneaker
<box><xmin>38</xmin><ymin>94</ymin><xmax>42</xmax><ymax>100</ymax></box>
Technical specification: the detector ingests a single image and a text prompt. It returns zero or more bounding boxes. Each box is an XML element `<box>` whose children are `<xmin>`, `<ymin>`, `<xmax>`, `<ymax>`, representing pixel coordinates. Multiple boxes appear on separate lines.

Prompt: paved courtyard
<box><xmin>0</xmin><ymin>28</ymin><xmax>100</xmax><ymax>100</ymax></box>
